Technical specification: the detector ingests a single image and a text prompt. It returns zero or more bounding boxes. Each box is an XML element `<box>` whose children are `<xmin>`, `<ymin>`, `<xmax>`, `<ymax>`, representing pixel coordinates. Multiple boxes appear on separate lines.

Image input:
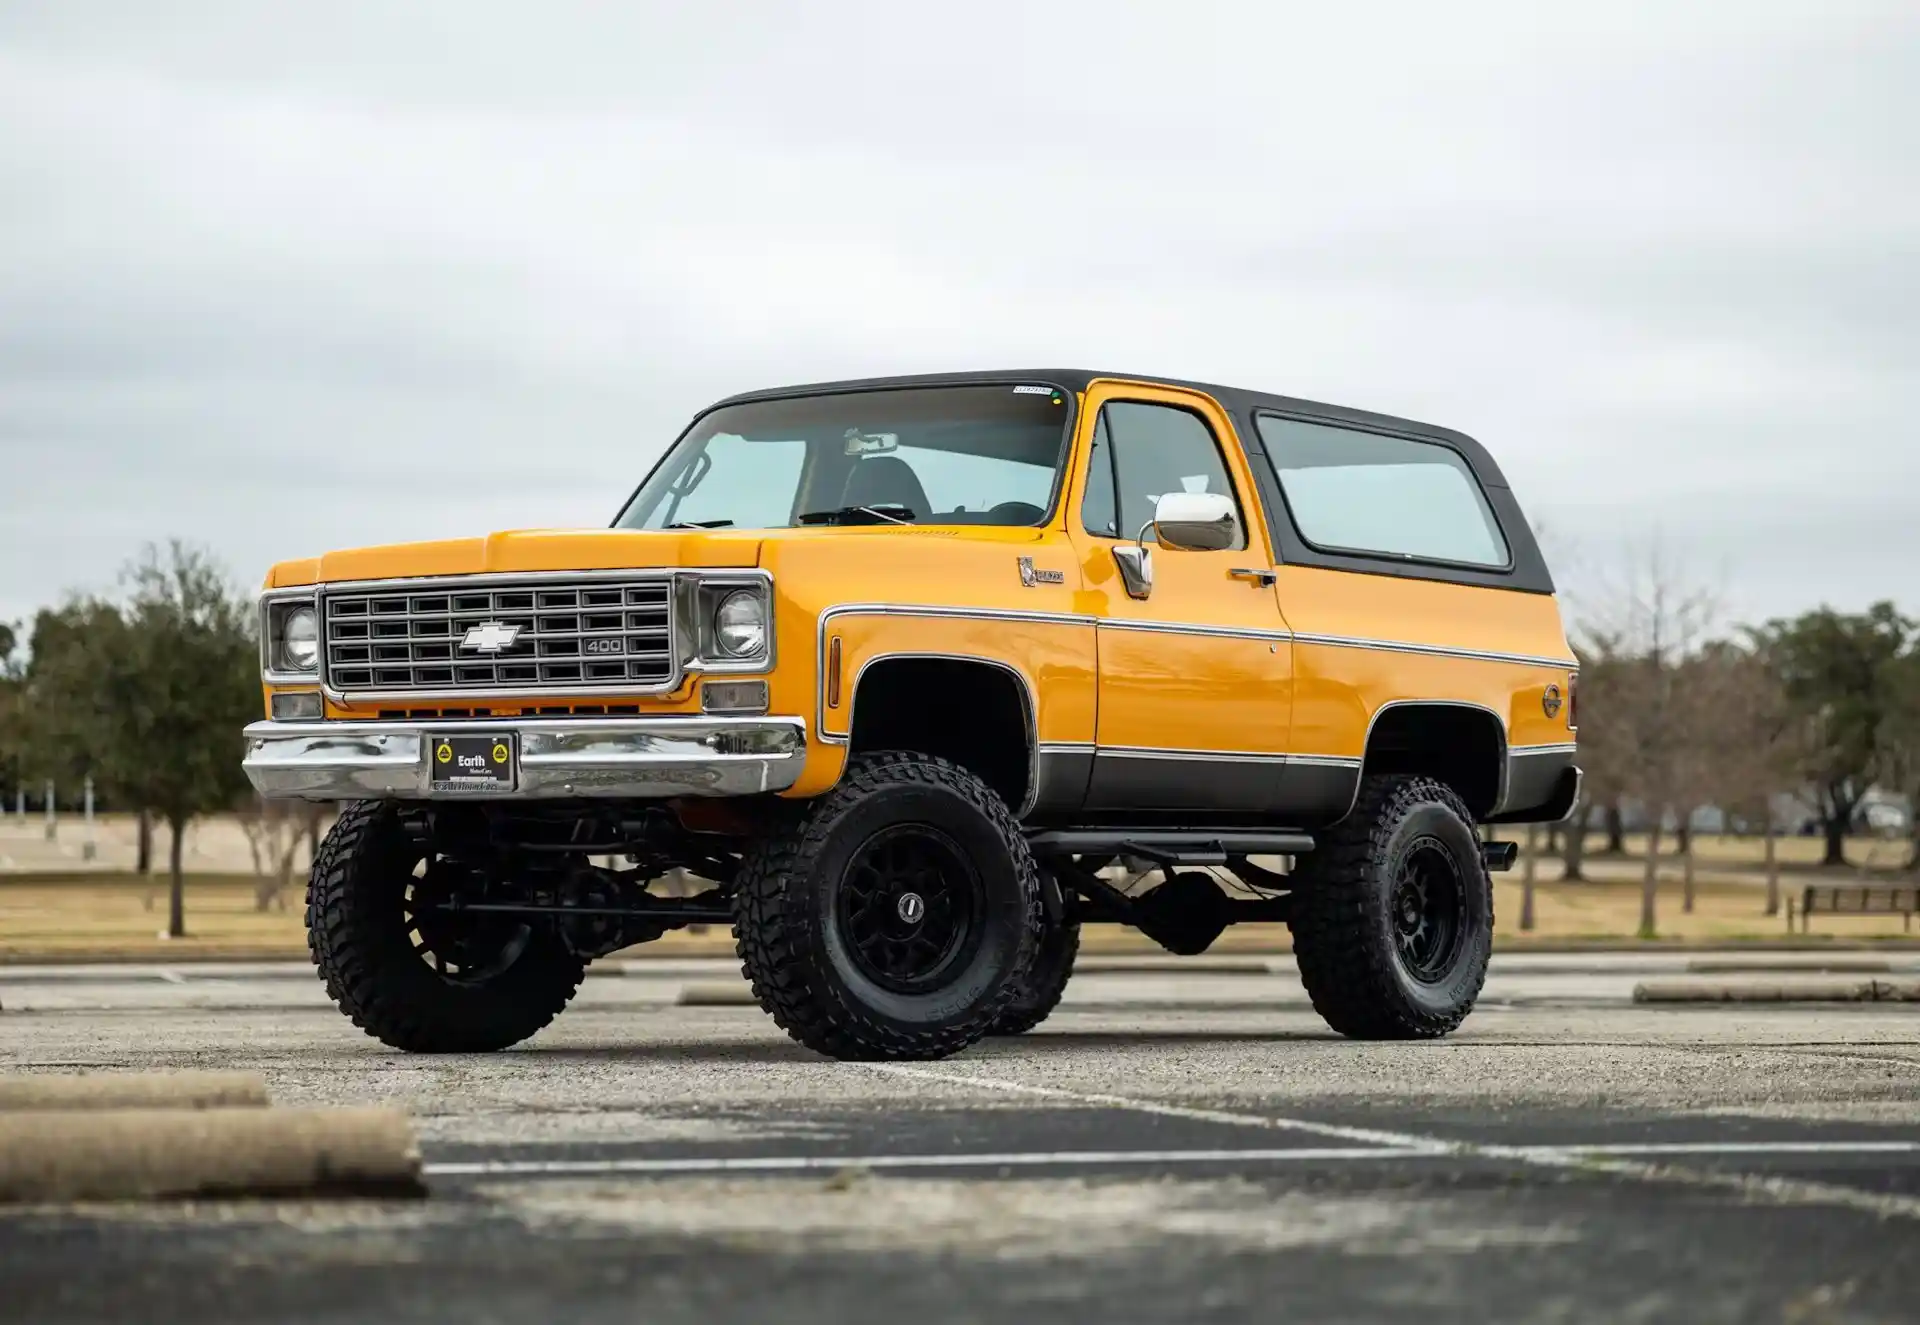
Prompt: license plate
<box><xmin>429</xmin><ymin>734</ymin><xmax>516</xmax><ymax>793</ymax></box>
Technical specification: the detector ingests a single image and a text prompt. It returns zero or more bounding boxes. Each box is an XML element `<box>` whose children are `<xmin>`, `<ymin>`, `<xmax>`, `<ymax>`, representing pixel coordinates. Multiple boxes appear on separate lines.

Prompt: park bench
<box><xmin>1790</xmin><ymin>884</ymin><xmax>1920</xmax><ymax>933</ymax></box>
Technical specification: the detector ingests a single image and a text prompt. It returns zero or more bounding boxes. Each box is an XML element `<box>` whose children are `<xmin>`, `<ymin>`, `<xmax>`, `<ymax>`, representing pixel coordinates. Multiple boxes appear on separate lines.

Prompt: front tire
<box><xmin>307</xmin><ymin>801</ymin><xmax>586</xmax><ymax>1053</ymax></box>
<box><xmin>991</xmin><ymin>911</ymin><xmax>1079</xmax><ymax>1035</ymax></box>
<box><xmin>1288</xmin><ymin>774</ymin><xmax>1492</xmax><ymax>1039</ymax></box>
<box><xmin>732</xmin><ymin>752</ymin><xmax>1044</xmax><ymax>1061</ymax></box>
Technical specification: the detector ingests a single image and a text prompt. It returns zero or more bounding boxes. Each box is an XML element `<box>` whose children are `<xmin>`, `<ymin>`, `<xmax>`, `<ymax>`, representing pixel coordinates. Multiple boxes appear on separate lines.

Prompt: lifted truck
<box><xmin>244</xmin><ymin>370</ymin><xmax>1580</xmax><ymax>1060</ymax></box>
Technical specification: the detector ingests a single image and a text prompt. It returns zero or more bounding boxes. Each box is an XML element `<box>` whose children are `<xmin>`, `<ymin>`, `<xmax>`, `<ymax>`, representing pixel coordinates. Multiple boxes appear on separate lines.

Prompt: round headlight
<box><xmin>713</xmin><ymin>591</ymin><xmax>767</xmax><ymax>658</ymax></box>
<box><xmin>281</xmin><ymin>607</ymin><xmax>319</xmax><ymax>672</ymax></box>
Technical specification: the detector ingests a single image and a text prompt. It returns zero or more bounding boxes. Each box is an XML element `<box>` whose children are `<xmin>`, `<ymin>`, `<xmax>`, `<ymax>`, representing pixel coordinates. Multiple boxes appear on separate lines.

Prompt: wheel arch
<box><xmin>843</xmin><ymin>653</ymin><xmax>1038</xmax><ymax>816</ymax></box>
<box><xmin>1354</xmin><ymin>699</ymin><xmax>1508</xmax><ymax>822</ymax></box>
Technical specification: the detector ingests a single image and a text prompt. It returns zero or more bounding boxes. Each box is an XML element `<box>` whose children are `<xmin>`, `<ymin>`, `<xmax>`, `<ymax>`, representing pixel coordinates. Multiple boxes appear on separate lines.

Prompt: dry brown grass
<box><xmin>0</xmin><ymin>875</ymin><xmax>309</xmax><ymax>961</ymax></box>
<box><xmin>5</xmin><ymin>862</ymin><xmax>1914</xmax><ymax>964</ymax></box>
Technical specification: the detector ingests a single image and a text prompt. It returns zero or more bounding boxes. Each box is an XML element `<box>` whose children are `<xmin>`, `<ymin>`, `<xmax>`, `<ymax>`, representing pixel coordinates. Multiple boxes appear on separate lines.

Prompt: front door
<box><xmin>1066</xmin><ymin>384</ymin><xmax>1293</xmax><ymax>815</ymax></box>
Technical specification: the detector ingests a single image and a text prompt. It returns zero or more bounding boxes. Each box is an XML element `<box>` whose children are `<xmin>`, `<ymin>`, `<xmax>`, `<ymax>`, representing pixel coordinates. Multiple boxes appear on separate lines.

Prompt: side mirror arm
<box><xmin>1111</xmin><ymin>520</ymin><xmax>1155</xmax><ymax>600</ymax></box>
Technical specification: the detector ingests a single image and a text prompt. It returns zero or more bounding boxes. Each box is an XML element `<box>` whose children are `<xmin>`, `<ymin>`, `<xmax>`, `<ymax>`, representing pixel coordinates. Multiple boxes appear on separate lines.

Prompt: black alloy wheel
<box><xmin>402</xmin><ymin>855</ymin><xmax>535</xmax><ymax>986</ymax></box>
<box><xmin>836</xmin><ymin>825</ymin><xmax>987</xmax><ymax>995</ymax></box>
<box><xmin>1389</xmin><ymin>836</ymin><xmax>1468</xmax><ymax>984</ymax></box>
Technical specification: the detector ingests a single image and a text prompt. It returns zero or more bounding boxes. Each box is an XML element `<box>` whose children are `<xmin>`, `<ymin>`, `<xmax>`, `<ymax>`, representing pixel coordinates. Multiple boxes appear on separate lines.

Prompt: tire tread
<box><xmin>307</xmin><ymin>801</ymin><xmax>584</xmax><ymax>1053</ymax></box>
<box><xmin>1288</xmin><ymin>774</ymin><xmax>1491</xmax><ymax>1040</ymax></box>
<box><xmin>732</xmin><ymin>751</ymin><xmax>1043</xmax><ymax>1061</ymax></box>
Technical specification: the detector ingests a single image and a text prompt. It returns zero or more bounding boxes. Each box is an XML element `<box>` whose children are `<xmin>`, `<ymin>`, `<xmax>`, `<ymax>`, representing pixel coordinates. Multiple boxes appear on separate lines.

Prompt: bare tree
<box><xmin>1563</xmin><ymin>646</ymin><xmax>1631</xmax><ymax>883</ymax></box>
<box><xmin>236</xmin><ymin>795</ymin><xmax>322</xmax><ymax>911</ymax></box>
<box><xmin>1878</xmin><ymin>647</ymin><xmax>1920</xmax><ymax>873</ymax></box>
<box><xmin>1568</xmin><ymin>539</ymin><xmax>1718</xmax><ymax>939</ymax></box>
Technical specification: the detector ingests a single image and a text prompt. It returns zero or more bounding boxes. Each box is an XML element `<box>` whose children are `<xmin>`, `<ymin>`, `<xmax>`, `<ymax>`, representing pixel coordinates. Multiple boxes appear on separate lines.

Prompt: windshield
<box><xmin>615</xmin><ymin>384</ymin><xmax>1073</xmax><ymax>531</ymax></box>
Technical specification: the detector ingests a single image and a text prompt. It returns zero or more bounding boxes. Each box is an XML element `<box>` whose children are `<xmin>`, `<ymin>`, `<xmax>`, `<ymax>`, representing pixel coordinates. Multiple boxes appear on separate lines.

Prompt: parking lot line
<box><xmin>424</xmin><ymin>1146</ymin><xmax>1415</xmax><ymax>1178</ymax></box>
<box><xmin>864</xmin><ymin>1064</ymin><xmax>1446</xmax><ymax>1150</ymax></box>
<box><xmin>424</xmin><ymin>1139</ymin><xmax>1920</xmax><ymax>1181</ymax></box>
<box><xmin>864</xmin><ymin>1063</ymin><xmax>1920</xmax><ymax>1219</ymax></box>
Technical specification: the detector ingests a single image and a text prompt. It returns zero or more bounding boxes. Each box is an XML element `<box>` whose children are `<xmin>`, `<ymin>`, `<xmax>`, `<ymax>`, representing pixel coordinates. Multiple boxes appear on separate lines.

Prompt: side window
<box><xmin>1256</xmin><ymin>415</ymin><xmax>1510</xmax><ymax>568</ymax></box>
<box><xmin>1080</xmin><ymin>413</ymin><xmax>1118</xmax><ymax>537</ymax></box>
<box><xmin>1080</xmin><ymin>401</ymin><xmax>1243</xmax><ymax>548</ymax></box>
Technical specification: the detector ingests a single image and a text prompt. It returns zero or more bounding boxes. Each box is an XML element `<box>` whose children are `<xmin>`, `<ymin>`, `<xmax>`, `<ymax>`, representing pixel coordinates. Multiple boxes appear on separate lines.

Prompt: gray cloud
<box><xmin>1</xmin><ymin>0</ymin><xmax>1915</xmax><ymax>630</ymax></box>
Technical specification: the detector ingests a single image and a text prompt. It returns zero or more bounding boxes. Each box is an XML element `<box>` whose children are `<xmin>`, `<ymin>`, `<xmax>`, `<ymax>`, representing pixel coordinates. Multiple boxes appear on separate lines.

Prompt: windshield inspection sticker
<box><xmin>1011</xmin><ymin>385</ymin><xmax>1053</xmax><ymax>395</ymax></box>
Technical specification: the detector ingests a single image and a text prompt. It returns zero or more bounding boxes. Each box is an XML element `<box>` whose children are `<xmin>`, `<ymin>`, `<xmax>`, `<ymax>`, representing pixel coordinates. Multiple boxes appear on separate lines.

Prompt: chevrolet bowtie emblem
<box><xmin>461</xmin><ymin>621</ymin><xmax>523</xmax><ymax>653</ymax></box>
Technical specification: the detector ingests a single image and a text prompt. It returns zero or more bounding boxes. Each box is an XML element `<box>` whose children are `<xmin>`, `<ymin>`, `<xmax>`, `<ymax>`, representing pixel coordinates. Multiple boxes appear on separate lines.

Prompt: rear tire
<box><xmin>1288</xmin><ymin>774</ymin><xmax>1492</xmax><ymax>1039</ymax></box>
<box><xmin>307</xmin><ymin>801</ymin><xmax>585</xmax><ymax>1053</ymax></box>
<box><xmin>732</xmin><ymin>751</ymin><xmax>1043</xmax><ymax>1061</ymax></box>
<box><xmin>991</xmin><ymin>911</ymin><xmax>1079</xmax><ymax>1035</ymax></box>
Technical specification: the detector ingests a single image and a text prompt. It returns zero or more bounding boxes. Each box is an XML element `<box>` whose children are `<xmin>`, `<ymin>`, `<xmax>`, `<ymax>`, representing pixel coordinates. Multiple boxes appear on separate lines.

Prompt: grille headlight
<box><xmin>281</xmin><ymin>607</ymin><xmax>319</xmax><ymax>672</ymax></box>
<box><xmin>263</xmin><ymin>596</ymin><xmax>321</xmax><ymax>678</ymax></box>
<box><xmin>713</xmin><ymin>590</ymin><xmax>767</xmax><ymax>658</ymax></box>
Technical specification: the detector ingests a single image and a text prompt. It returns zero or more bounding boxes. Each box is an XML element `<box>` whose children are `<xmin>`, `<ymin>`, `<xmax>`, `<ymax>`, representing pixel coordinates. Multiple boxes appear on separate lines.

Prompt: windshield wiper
<box><xmin>795</xmin><ymin>504</ymin><xmax>915</xmax><ymax>526</ymax></box>
<box><xmin>665</xmin><ymin>519</ymin><xmax>734</xmax><ymax>529</ymax></box>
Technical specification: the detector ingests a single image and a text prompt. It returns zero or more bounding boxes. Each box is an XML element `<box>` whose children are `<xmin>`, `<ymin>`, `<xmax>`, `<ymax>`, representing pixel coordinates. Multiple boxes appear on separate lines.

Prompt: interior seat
<box><xmin>839</xmin><ymin>456</ymin><xmax>932</xmax><ymax>519</ymax></box>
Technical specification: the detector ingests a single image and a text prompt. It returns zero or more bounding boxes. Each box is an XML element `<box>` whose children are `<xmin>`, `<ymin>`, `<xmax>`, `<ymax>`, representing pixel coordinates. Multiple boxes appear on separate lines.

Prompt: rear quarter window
<box><xmin>1255</xmin><ymin>415</ymin><xmax>1510</xmax><ymax>569</ymax></box>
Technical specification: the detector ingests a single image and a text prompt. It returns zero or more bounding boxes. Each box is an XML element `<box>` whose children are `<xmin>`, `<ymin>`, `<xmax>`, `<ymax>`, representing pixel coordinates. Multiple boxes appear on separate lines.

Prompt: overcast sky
<box><xmin>1</xmin><ymin>1</ymin><xmax>1914</xmax><ymax>633</ymax></box>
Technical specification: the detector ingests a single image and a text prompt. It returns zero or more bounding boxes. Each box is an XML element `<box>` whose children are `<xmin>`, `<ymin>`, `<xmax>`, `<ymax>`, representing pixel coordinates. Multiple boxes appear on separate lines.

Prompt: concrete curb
<box><xmin>1633</xmin><ymin>978</ymin><xmax>1920</xmax><ymax>1004</ymax></box>
<box><xmin>0</xmin><ymin>1107</ymin><xmax>423</xmax><ymax>1203</ymax></box>
<box><xmin>674</xmin><ymin>982</ymin><xmax>760</xmax><ymax>1007</ymax></box>
<box><xmin>1073</xmin><ymin>957</ymin><xmax>1278</xmax><ymax>975</ymax></box>
<box><xmin>0</xmin><ymin>1072</ymin><xmax>270</xmax><ymax>1112</ymax></box>
<box><xmin>1684</xmin><ymin>959</ymin><xmax>1892</xmax><ymax>974</ymax></box>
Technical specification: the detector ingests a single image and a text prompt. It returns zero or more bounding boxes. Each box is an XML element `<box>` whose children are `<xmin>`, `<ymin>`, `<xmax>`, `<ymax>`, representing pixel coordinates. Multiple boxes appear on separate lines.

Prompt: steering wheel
<box><xmin>984</xmin><ymin>501</ymin><xmax>1046</xmax><ymax>526</ymax></box>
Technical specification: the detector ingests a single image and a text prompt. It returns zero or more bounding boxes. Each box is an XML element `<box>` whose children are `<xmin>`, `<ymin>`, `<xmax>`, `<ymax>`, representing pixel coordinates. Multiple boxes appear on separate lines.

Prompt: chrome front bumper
<box><xmin>242</xmin><ymin>717</ymin><xmax>808</xmax><ymax>801</ymax></box>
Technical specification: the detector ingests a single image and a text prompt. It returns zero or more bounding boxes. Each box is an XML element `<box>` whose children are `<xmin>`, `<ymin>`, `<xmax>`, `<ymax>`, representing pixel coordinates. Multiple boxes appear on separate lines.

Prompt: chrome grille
<box><xmin>322</xmin><ymin>577</ymin><xmax>675</xmax><ymax>695</ymax></box>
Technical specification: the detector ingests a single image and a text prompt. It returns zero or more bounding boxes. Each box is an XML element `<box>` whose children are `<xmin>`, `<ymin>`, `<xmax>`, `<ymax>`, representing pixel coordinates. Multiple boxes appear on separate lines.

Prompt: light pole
<box><xmin>83</xmin><ymin>776</ymin><xmax>97</xmax><ymax>862</ymax></box>
<box><xmin>43</xmin><ymin>779</ymin><xmax>55</xmax><ymax>841</ymax></box>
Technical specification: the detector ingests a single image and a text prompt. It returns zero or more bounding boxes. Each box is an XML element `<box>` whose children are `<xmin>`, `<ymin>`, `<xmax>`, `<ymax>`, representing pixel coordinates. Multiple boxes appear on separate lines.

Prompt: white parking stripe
<box><xmin>424</xmin><ymin>1139</ymin><xmax>1920</xmax><ymax>1181</ymax></box>
<box><xmin>425</xmin><ymin>1147</ymin><xmax>1412</xmax><ymax>1178</ymax></box>
<box><xmin>864</xmin><ymin>1064</ymin><xmax>1445</xmax><ymax>1151</ymax></box>
<box><xmin>864</xmin><ymin>1064</ymin><xmax>1920</xmax><ymax>1220</ymax></box>
<box><xmin>1495</xmin><ymin>1141</ymin><xmax>1920</xmax><ymax>1159</ymax></box>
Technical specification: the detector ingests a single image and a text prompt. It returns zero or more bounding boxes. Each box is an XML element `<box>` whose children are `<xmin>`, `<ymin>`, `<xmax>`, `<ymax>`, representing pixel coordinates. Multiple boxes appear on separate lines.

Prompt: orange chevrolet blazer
<box><xmin>246</xmin><ymin>370</ymin><xmax>1579</xmax><ymax>1060</ymax></box>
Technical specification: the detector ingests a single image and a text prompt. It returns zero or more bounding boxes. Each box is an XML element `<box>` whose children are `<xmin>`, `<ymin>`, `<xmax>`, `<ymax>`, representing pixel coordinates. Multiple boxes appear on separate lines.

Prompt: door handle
<box><xmin>1228</xmin><ymin>567</ymin><xmax>1277</xmax><ymax>587</ymax></box>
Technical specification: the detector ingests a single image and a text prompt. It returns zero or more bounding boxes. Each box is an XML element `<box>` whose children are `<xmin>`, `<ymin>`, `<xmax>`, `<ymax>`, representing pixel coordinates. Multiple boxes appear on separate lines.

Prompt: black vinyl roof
<box><xmin>704</xmin><ymin>369</ymin><xmax>1511</xmax><ymax>490</ymax></box>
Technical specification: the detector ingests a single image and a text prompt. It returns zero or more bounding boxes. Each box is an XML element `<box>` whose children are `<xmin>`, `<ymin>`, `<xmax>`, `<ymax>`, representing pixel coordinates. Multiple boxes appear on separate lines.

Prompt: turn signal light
<box><xmin>701</xmin><ymin>680</ymin><xmax>769</xmax><ymax>715</ymax></box>
<box><xmin>271</xmin><ymin>691</ymin><xmax>324</xmax><ymax>722</ymax></box>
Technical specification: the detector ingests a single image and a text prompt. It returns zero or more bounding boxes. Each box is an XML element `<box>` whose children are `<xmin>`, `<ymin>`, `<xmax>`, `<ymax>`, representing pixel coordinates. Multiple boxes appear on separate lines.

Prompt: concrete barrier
<box><xmin>0</xmin><ymin>1107</ymin><xmax>423</xmax><ymax>1203</ymax></box>
<box><xmin>1684</xmin><ymin>959</ymin><xmax>1892</xmax><ymax>975</ymax></box>
<box><xmin>0</xmin><ymin>1071</ymin><xmax>270</xmax><ymax>1112</ymax></box>
<box><xmin>1634</xmin><ymin>978</ymin><xmax>1920</xmax><ymax>1004</ymax></box>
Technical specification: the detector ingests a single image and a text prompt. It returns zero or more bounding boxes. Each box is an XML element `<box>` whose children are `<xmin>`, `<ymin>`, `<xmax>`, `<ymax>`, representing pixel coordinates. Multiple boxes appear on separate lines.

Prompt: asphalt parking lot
<box><xmin>4</xmin><ymin>954</ymin><xmax>1919</xmax><ymax>1324</ymax></box>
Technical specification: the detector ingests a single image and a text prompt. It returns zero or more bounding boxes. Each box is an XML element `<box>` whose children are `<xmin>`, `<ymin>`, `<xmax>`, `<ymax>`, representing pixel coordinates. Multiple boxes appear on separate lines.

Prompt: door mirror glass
<box><xmin>1152</xmin><ymin>491</ymin><xmax>1239</xmax><ymax>551</ymax></box>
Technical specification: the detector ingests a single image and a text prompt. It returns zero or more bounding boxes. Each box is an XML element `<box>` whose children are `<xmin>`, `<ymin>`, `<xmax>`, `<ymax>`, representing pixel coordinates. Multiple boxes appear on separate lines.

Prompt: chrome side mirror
<box><xmin>1152</xmin><ymin>491</ymin><xmax>1239</xmax><ymax>552</ymax></box>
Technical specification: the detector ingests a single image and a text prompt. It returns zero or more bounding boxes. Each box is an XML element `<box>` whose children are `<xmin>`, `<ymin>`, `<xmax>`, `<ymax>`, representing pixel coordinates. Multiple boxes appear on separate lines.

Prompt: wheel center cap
<box><xmin>896</xmin><ymin>892</ymin><xmax>926</xmax><ymax>924</ymax></box>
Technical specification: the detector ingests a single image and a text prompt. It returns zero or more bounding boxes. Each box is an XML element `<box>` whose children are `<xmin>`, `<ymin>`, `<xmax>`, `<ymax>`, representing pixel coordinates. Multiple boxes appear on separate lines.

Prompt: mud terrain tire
<box><xmin>307</xmin><ymin>801</ymin><xmax>585</xmax><ymax>1053</ymax></box>
<box><xmin>1288</xmin><ymin>774</ymin><xmax>1492</xmax><ymax>1039</ymax></box>
<box><xmin>991</xmin><ymin>911</ymin><xmax>1080</xmax><ymax>1035</ymax></box>
<box><xmin>732</xmin><ymin>751</ymin><xmax>1044</xmax><ymax>1061</ymax></box>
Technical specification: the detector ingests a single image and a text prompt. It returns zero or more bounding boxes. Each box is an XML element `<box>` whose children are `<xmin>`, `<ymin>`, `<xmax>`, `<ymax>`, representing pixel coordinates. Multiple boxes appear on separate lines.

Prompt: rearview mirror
<box><xmin>1152</xmin><ymin>491</ymin><xmax>1239</xmax><ymax>551</ymax></box>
